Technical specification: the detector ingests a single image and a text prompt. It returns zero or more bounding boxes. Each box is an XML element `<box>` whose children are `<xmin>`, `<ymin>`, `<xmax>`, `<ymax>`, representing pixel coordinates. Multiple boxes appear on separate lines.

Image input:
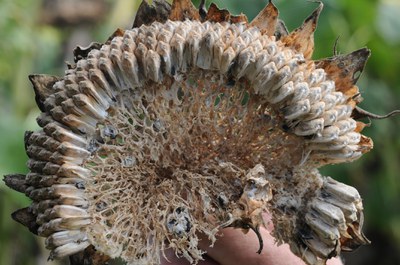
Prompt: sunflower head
<box><xmin>5</xmin><ymin>0</ymin><xmax>376</xmax><ymax>264</ymax></box>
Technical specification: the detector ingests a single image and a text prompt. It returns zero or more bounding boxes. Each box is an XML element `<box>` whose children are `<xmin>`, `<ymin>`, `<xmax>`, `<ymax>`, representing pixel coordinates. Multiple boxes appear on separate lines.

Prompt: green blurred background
<box><xmin>0</xmin><ymin>0</ymin><xmax>399</xmax><ymax>264</ymax></box>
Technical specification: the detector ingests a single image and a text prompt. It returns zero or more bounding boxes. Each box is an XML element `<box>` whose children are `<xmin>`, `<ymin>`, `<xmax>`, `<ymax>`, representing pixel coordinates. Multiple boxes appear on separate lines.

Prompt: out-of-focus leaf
<box><xmin>377</xmin><ymin>0</ymin><xmax>400</xmax><ymax>45</ymax></box>
<box><xmin>0</xmin><ymin>116</ymin><xmax>29</xmax><ymax>176</ymax></box>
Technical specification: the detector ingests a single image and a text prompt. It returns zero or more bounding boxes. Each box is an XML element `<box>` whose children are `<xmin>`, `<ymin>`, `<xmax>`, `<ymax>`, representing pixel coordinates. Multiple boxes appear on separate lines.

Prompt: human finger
<box><xmin>200</xmin><ymin>226</ymin><xmax>343</xmax><ymax>265</ymax></box>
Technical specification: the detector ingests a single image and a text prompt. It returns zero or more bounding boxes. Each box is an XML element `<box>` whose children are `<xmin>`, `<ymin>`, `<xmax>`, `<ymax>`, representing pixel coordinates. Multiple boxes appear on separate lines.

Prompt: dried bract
<box><xmin>5</xmin><ymin>0</ymin><xmax>377</xmax><ymax>264</ymax></box>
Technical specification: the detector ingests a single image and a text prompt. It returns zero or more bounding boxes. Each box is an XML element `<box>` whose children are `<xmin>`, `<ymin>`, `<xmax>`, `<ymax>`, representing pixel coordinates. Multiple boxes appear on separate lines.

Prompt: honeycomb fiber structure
<box><xmin>5</xmin><ymin>0</ymin><xmax>374</xmax><ymax>264</ymax></box>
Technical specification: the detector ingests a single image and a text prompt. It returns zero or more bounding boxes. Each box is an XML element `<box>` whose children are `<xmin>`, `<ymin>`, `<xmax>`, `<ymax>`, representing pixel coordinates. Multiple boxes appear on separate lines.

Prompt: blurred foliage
<box><xmin>0</xmin><ymin>0</ymin><xmax>399</xmax><ymax>264</ymax></box>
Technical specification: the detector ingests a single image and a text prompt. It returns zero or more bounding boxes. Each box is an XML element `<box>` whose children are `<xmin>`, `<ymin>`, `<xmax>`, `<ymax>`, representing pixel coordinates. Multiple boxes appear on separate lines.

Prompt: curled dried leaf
<box><xmin>73</xmin><ymin>42</ymin><xmax>103</xmax><ymax>62</ymax></box>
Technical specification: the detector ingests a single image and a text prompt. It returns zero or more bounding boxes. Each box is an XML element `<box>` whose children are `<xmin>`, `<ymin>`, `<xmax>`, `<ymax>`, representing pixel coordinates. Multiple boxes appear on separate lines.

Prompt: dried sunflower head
<box><xmin>5</xmin><ymin>0</ymin><xmax>377</xmax><ymax>264</ymax></box>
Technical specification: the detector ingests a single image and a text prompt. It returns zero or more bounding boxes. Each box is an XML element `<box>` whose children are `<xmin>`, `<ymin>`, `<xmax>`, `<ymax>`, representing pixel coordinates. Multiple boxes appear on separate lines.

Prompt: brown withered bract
<box><xmin>281</xmin><ymin>3</ymin><xmax>323</xmax><ymax>59</ymax></box>
<box><xmin>249</xmin><ymin>1</ymin><xmax>278</xmax><ymax>36</ymax></box>
<box><xmin>133</xmin><ymin>0</ymin><xmax>172</xmax><ymax>28</ymax></box>
<box><xmin>5</xmin><ymin>0</ymin><xmax>386</xmax><ymax>265</ymax></box>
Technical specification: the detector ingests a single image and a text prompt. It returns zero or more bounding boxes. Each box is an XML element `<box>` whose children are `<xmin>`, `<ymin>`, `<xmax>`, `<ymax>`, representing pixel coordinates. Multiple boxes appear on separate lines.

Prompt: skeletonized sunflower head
<box><xmin>5</xmin><ymin>0</ymin><xmax>376</xmax><ymax>264</ymax></box>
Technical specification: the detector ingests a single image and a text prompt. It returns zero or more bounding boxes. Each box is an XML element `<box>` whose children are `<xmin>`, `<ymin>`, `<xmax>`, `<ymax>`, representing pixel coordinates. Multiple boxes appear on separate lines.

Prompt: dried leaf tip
<box><xmin>316</xmin><ymin>48</ymin><xmax>371</xmax><ymax>93</ymax></box>
<box><xmin>205</xmin><ymin>3</ymin><xmax>248</xmax><ymax>24</ymax></box>
<box><xmin>133</xmin><ymin>0</ymin><xmax>171</xmax><ymax>28</ymax></box>
<box><xmin>169</xmin><ymin>0</ymin><xmax>200</xmax><ymax>21</ymax></box>
<box><xmin>282</xmin><ymin>2</ymin><xmax>323</xmax><ymax>59</ymax></box>
<box><xmin>29</xmin><ymin>74</ymin><xmax>61</xmax><ymax>112</ymax></box>
<box><xmin>250</xmin><ymin>0</ymin><xmax>279</xmax><ymax>36</ymax></box>
<box><xmin>11</xmin><ymin>207</ymin><xmax>39</xmax><ymax>235</ymax></box>
<box><xmin>3</xmin><ymin>174</ymin><xmax>28</xmax><ymax>193</ymax></box>
<box><xmin>205</xmin><ymin>3</ymin><xmax>230</xmax><ymax>22</ymax></box>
